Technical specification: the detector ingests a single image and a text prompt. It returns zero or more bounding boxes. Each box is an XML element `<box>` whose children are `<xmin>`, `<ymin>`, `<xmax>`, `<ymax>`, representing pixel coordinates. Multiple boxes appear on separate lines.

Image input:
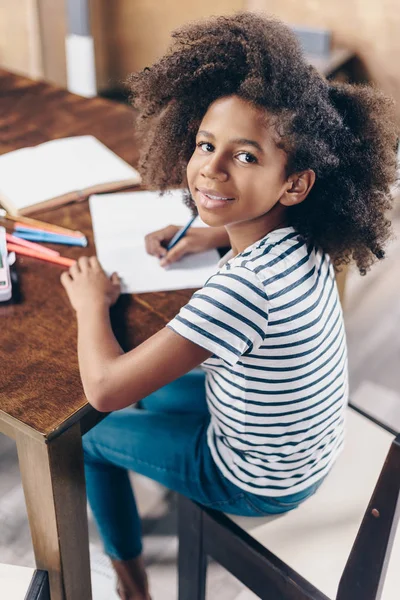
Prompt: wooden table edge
<box><xmin>0</xmin><ymin>401</ymin><xmax>102</xmax><ymax>444</ymax></box>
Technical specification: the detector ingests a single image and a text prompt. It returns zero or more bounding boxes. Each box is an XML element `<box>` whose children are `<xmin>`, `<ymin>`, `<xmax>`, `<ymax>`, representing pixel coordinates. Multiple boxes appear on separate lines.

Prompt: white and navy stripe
<box><xmin>168</xmin><ymin>227</ymin><xmax>348</xmax><ymax>497</ymax></box>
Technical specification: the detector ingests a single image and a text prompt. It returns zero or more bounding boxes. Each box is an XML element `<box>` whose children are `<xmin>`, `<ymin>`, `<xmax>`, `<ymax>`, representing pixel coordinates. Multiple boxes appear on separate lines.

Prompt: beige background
<box><xmin>91</xmin><ymin>0</ymin><xmax>244</xmax><ymax>89</ymax></box>
<box><xmin>248</xmin><ymin>0</ymin><xmax>400</xmax><ymax>119</ymax></box>
<box><xmin>0</xmin><ymin>0</ymin><xmax>43</xmax><ymax>79</ymax></box>
<box><xmin>0</xmin><ymin>0</ymin><xmax>399</xmax><ymax>119</ymax></box>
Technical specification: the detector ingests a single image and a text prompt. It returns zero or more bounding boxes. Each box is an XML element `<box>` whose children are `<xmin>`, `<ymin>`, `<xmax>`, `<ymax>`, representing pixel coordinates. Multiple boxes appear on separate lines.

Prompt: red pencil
<box><xmin>7</xmin><ymin>243</ymin><xmax>76</xmax><ymax>268</ymax></box>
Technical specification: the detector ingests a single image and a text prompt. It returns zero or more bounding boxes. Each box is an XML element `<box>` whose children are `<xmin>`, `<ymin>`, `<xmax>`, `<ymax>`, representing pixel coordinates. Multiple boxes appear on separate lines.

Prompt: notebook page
<box><xmin>89</xmin><ymin>190</ymin><xmax>220</xmax><ymax>294</ymax></box>
<box><xmin>0</xmin><ymin>136</ymin><xmax>139</xmax><ymax>211</ymax></box>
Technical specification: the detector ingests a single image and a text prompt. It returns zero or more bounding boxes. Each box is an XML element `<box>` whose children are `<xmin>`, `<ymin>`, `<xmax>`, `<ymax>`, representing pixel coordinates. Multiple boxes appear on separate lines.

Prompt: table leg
<box><xmin>16</xmin><ymin>422</ymin><xmax>92</xmax><ymax>600</ymax></box>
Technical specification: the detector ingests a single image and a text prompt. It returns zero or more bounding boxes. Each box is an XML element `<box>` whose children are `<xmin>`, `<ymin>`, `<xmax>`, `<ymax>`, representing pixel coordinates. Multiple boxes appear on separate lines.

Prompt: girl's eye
<box><xmin>237</xmin><ymin>152</ymin><xmax>257</xmax><ymax>164</ymax></box>
<box><xmin>197</xmin><ymin>142</ymin><xmax>214</xmax><ymax>152</ymax></box>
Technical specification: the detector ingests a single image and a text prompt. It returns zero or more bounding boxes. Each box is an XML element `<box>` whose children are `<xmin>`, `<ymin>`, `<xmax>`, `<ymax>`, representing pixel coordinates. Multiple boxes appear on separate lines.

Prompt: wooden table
<box><xmin>0</xmin><ymin>69</ymin><xmax>193</xmax><ymax>599</ymax></box>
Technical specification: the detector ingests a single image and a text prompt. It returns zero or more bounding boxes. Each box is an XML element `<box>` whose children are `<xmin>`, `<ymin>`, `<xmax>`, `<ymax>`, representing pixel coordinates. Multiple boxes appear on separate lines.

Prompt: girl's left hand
<box><xmin>61</xmin><ymin>256</ymin><xmax>121</xmax><ymax>313</ymax></box>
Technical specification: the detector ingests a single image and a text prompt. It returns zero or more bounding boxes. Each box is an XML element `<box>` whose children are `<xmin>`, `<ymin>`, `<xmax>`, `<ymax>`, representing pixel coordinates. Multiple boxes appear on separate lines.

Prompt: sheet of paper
<box><xmin>0</xmin><ymin>136</ymin><xmax>139</xmax><ymax>211</ymax></box>
<box><xmin>89</xmin><ymin>190</ymin><xmax>220</xmax><ymax>294</ymax></box>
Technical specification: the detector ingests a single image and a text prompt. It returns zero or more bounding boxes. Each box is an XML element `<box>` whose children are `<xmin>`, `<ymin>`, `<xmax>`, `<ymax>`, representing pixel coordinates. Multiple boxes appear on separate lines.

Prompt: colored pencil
<box><xmin>6</xmin><ymin>243</ymin><xmax>76</xmax><ymax>267</ymax></box>
<box><xmin>5</xmin><ymin>232</ymin><xmax>60</xmax><ymax>256</ymax></box>
<box><xmin>14</xmin><ymin>223</ymin><xmax>87</xmax><ymax>244</ymax></box>
<box><xmin>14</xmin><ymin>229</ymin><xmax>88</xmax><ymax>247</ymax></box>
<box><xmin>0</xmin><ymin>209</ymin><xmax>85</xmax><ymax>238</ymax></box>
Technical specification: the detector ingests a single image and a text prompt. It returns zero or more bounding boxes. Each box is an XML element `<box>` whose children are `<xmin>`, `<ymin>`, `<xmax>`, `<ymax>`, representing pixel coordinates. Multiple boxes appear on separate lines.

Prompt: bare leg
<box><xmin>111</xmin><ymin>555</ymin><xmax>151</xmax><ymax>600</ymax></box>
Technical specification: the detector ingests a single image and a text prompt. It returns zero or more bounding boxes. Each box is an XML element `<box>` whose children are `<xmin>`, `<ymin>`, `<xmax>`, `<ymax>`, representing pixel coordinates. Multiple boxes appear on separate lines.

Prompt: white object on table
<box><xmin>0</xmin><ymin>136</ymin><xmax>140</xmax><ymax>214</ymax></box>
<box><xmin>89</xmin><ymin>190</ymin><xmax>220</xmax><ymax>294</ymax></box>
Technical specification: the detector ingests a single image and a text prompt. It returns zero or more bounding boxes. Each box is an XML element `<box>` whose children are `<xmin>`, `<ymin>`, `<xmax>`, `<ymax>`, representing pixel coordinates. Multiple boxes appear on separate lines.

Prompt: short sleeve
<box><xmin>167</xmin><ymin>266</ymin><xmax>269</xmax><ymax>366</ymax></box>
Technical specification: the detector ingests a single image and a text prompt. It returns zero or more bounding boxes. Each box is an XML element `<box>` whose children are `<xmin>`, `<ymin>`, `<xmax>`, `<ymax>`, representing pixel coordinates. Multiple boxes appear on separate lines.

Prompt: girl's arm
<box><xmin>61</xmin><ymin>256</ymin><xmax>211</xmax><ymax>412</ymax></box>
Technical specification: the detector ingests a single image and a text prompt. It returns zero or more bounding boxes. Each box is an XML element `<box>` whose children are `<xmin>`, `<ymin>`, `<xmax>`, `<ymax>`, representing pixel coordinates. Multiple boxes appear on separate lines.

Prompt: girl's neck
<box><xmin>226</xmin><ymin>206</ymin><xmax>289</xmax><ymax>257</ymax></box>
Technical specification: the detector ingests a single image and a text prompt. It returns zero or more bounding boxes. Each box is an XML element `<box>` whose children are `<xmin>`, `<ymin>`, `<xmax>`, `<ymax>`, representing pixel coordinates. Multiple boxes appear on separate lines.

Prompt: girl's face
<box><xmin>186</xmin><ymin>95</ymin><xmax>291</xmax><ymax>231</ymax></box>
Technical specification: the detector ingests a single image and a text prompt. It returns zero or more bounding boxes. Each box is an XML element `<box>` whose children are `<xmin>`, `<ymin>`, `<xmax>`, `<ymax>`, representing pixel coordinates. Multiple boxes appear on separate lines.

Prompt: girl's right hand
<box><xmin>145</xmin><ymin>225</ymin><xmax>229</xmax><ymax>267</ymax></box>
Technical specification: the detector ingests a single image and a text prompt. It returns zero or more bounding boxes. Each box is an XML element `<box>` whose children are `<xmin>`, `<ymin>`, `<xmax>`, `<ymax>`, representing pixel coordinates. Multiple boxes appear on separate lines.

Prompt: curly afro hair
<box><xmin>128</xmin><ymin>12</ymin><xmax>398</xmax><ymax>274</ymax></box>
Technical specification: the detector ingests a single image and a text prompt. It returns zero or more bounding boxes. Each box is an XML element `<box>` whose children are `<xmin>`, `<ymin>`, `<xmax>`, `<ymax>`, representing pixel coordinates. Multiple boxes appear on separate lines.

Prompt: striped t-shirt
<box><xmin>168</xmin><ymin>226</ymin><xmax>348</xmax><ymax>497</ymax></box>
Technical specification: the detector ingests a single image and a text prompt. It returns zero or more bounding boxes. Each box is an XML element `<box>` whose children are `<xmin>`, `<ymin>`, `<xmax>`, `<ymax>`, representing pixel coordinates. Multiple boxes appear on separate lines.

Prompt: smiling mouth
<box><xmin>202</xmin><ymin>192</ymin><xmax>233</xmax><ymax>201</ymax></box>
<box><xmin>196</xmin><ymin>188</ymin><xmax>234</xmax><ymax>201</ymax></box>
<box><xmin>196</xmin><ymin>188</ymin><xmax>235</xmax><ymax>209</ymax></box>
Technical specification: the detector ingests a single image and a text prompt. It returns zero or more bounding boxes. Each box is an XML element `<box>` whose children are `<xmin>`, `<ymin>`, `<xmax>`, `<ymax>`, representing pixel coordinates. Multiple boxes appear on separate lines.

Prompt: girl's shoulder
<box><xmin>222</xmin><ymin>227</ymin><xmax>318</xmax><ymax>273</ymax></box>
<box><xmin>217</xmin><ymin>227</ymin><xmax>334</xmax><ymax>302</ymax></box>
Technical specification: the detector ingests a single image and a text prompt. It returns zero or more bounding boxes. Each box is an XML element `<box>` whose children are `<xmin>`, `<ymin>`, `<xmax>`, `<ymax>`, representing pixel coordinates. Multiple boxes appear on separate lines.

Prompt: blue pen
<box><xmin>166</xmin><ymin>216</ymin><xmax>197</xmax><ymax>251</ymax></box>
<box><xmin>13</xmin><ymin>230</ymin><xmax>88</xmax><ymax>247</ymax></box>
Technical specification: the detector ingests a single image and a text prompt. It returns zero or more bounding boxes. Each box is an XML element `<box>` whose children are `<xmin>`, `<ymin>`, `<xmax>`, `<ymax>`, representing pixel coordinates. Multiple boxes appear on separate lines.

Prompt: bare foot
<box><xmin>111</xmin><ymin>555</ymin><xmax>151</xmax><ymax>600</ymax></box>
<box><xmin>116</xmin><ymin>577</ymin><xmax>151</xmax><ymax>600</ymax></box>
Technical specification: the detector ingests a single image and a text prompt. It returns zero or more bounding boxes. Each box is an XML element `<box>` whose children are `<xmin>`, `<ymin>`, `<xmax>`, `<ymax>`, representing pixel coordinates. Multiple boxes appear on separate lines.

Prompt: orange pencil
<box><xmin>0</xmin><ymin>209</ymin><xmax>85</xmax><ymax>239</ymax></box>
<box><xmin>7</xmin><ymin>243</ymin><xmax>76</xmax><ymax>268</ymax></box>
<box><xmin>14</xmin><ymin>222</ymin><xmax>86</xmax><ymax>240</ymax></box>
<box><xmin>5</xmin><ymin>232</ymin><xmax>60</xmax><ymax>256</ymax></box>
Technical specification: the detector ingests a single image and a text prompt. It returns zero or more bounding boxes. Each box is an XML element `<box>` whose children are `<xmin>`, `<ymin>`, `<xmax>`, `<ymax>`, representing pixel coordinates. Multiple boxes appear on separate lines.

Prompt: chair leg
<box><xmin>26</xmin><ymin>570</ymin><xmax>50</xmax><ymax>600</ymax></box>
<box><xmin>178</xmin><ymin>495</ymin><xmax>207</xmax><ymax>600</ymax></box>
<box><xmin>337</xmin><ymin>434</ymin><xmax>400</xmax><ymax>600</ymax></box>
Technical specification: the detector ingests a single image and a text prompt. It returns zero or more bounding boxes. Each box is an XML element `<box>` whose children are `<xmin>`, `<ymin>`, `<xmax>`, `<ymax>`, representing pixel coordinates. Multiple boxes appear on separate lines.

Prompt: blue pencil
<box><xmin>13</xmin><ymin>230</ymin><xmax>88</xmax><ymax>247</ymax></box>
<box><xmin>166</xmin><ymin>216</ymin><xmax>197</xmax><ymax>251</ymax></box>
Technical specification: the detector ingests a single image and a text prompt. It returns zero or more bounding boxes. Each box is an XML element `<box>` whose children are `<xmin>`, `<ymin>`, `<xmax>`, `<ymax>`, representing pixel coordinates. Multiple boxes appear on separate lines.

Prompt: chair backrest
<box><xmin>337</xmin><ymin>425</ymin><xmax>400</xmax><ymax>600</ymax></box>
<box><xmin>229</xmin><ymin>407</ymin><xmax>400</xmax><ymax>599</ymax></box>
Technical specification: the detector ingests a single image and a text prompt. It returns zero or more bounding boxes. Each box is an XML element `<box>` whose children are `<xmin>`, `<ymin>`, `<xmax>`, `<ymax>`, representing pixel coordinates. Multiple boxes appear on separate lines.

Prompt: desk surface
<box><xmin>0</xmin><ymin>69</ymin><xmax>193</xmax><ymax>441</ymax></box>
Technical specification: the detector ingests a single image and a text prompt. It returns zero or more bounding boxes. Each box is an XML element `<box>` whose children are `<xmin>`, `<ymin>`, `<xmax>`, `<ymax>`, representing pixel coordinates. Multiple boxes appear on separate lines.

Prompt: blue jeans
<box><xmin>83</xmin><ymin>369</ymin><xmax>324</xmax><ymax>560</ymax></box>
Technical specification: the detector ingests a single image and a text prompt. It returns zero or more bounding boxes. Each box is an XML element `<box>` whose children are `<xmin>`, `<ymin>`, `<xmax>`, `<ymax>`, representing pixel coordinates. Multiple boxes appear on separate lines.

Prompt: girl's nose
<box><xmin>200</xmin><ymin>154</ymin><xmax>228</xmax><ymax>182</ymax></box>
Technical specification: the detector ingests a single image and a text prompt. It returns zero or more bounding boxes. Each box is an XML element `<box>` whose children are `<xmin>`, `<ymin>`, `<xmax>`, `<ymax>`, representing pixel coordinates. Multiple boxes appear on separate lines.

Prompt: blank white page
<box><xmin>89</xmin><ymin>190</ymin><xmax>220</xmax><ymax>294</ymax></box>
<box><xmin>0</xmin><ymin>136</ymin><xmax>139</xmax><ymax>211</ymax></box>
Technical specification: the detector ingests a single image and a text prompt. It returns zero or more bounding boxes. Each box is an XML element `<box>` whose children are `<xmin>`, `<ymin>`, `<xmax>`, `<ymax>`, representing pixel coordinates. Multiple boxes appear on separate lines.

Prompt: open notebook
<box><xmin>89</xmin><ymin>190</ymin><xmax>220</xmax><ymax>294</ymax></box>
<box><xmin>0</xmin><ymin>135</ymin><xmax>141</xmax><ymax>216</ymax></box>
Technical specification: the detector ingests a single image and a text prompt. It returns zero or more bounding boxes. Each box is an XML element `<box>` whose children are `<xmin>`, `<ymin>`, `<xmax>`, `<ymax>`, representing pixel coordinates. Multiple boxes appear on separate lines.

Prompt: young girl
<box><xmin>60</xmin><ymin>13</ymin><xmax>397</xmax><ymax>600</ymax></box>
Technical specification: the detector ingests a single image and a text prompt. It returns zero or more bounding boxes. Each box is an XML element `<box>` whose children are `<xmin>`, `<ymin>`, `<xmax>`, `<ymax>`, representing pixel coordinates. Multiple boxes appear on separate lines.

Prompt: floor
<box><xmin>1</xmin><ymin>203</ymin><xmax>399</xmax><ymax>599</ymax></box>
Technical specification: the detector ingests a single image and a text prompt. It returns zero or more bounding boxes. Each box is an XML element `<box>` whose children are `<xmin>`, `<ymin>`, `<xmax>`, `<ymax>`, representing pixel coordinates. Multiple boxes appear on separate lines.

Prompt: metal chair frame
<box><xmin>25</xmin><ymin>570</ymin><xmax>50</xmax><ymax>600</ymax></box>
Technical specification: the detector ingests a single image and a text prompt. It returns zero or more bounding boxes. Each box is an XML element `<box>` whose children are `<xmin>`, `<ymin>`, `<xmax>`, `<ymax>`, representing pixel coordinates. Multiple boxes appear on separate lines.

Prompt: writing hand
<box><xmin>145</xmin><ymin>225</ymin><xmax>226</xmax><ymax>267</ymax></box>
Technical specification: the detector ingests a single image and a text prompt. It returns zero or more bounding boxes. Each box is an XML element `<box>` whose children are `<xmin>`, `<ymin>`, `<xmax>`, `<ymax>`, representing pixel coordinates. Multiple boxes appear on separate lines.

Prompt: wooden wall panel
<box><xmin>37</xmin><ymin>0</ymin><xmax>67</xmax><ymax>87</ymax></box>
<box><xmin>0</xmin><ymin>1</ymin><xmax>244</xmax><ymax>93</ymax></box>
<box><xmin>247</xmin><ymin>0</ymin><xmax>400</xmax><ymax>120</ymax></box>
<box><xmin>1</xmin><ymin>0</ymin><xmax>398</xmax><ymax>115</ymax></box>
<box><xmin>0</xmin><ymin>0</ymin><xmax>43</xmax><ymax>79</ymax></box>
<box><xmin>92</xmin><ymin>0</ymin><xmax>244</xmax><ymax>91</ymax></box>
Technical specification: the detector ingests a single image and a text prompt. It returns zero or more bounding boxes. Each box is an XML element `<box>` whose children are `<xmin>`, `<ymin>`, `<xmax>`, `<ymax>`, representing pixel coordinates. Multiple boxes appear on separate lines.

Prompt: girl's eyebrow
<box><xmin>197</xmin><ymin>130</ymin><xmax>264</xmax><ymax>153</ymax></box>
<box><xmin>232</xmin><ymin>138</ymin><xmax>264</xmax><ymax>153</ymax></box>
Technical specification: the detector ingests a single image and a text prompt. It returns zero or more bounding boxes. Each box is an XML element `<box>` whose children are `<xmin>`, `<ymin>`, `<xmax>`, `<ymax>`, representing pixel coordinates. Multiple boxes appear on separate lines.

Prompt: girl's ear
<box><xmin>279</xmin><ymin>170</ymin><xmax>316</xmax><ymax>206</ymax></box>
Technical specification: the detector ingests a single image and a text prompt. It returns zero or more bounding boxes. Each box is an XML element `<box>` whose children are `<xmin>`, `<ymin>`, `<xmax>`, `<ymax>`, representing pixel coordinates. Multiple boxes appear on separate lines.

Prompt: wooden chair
<box><xmin>178</xmin><ymin>404</ymin><xmax>400</xmax><ymax>600</ymax></box>
<box><xmin>0</xmin><ymin>564</ymin><xmax>49</xmax><ymax>600</ymax></box>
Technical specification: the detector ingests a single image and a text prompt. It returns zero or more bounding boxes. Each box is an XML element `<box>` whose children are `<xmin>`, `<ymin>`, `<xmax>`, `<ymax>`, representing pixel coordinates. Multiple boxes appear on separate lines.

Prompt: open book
<box><xmin>0</xmin><ymin>135</ymin><xmax>141</xmax><ymax>215</ymax></box>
